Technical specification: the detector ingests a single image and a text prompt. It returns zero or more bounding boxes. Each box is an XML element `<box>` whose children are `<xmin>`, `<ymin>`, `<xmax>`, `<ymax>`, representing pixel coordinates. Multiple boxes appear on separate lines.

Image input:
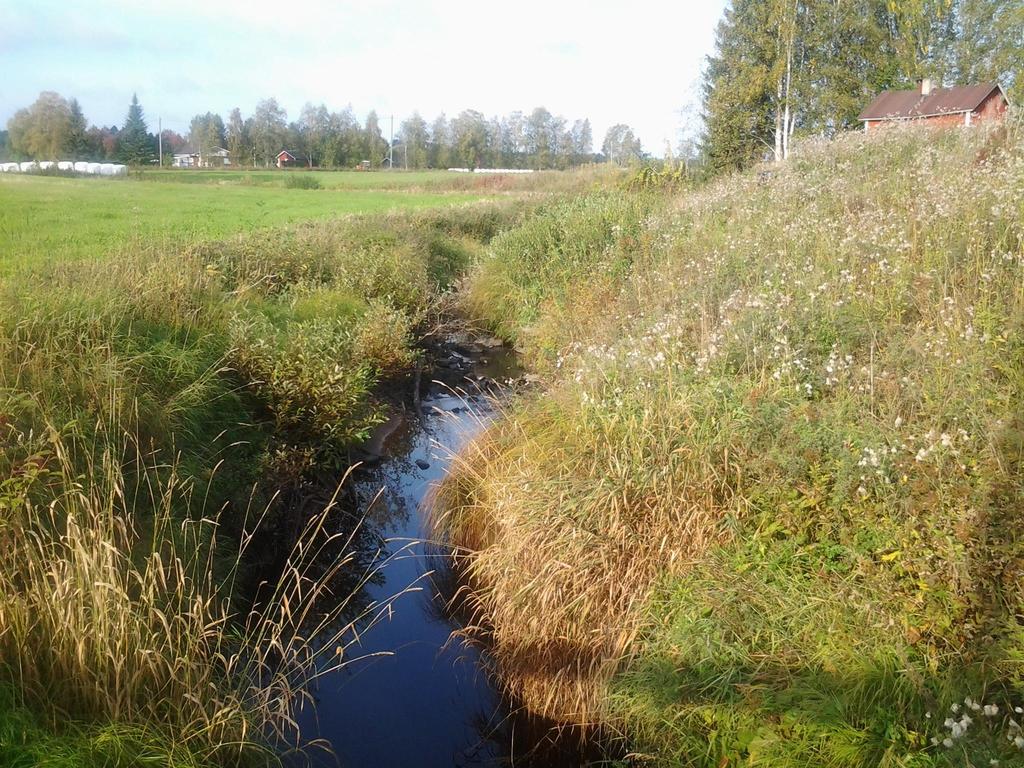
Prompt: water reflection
<box><xmin>282</xmin><ymin>350</ymin><xmax>609</xmax><ymax>767</ymax></box>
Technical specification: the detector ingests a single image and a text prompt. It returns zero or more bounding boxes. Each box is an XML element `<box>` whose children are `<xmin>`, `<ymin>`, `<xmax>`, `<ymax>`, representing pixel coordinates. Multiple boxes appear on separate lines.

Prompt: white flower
<box><xmin>1015</xmin><ymin>735</ymin><xmax>1024</xmax><ymax>749</ymax></box>
<box><xmin>943</xmin><ymin>737</ymin><xmax>954</xmax><ymax>748</ymax></box>
<box><xmin>984</xmin><ymin>704</ymin><xmax>999</xmax><ymax>717</ymax></box>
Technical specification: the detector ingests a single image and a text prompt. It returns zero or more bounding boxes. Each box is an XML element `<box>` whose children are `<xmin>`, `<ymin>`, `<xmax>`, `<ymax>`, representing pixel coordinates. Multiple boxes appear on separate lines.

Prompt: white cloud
<box><xmin>0</xmin><ymin>0</ymin><xmax>725</xmax><ymax>155</ymax></box>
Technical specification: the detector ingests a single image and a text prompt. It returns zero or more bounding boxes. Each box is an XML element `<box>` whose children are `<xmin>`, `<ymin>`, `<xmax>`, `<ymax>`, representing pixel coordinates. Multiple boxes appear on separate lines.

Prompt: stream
<box><xmin>288</xmin><ymin>341</ymin><xmax>599</xmax><ymax>767</ymax></box>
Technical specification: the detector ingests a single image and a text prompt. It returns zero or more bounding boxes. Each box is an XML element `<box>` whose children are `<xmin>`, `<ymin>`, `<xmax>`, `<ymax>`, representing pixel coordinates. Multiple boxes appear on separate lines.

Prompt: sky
<box><xmin>0</xmin><ymin>0</ymin><xmax>726</xmax><ymax>156</ymax></box>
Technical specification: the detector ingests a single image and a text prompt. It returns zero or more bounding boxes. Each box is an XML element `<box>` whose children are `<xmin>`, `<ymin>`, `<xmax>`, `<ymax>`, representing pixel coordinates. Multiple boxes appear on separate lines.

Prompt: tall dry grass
<box><xmin>0</xmin><ymin>426</ymin><xmax>399</xmax><ymax>764</ymax></box>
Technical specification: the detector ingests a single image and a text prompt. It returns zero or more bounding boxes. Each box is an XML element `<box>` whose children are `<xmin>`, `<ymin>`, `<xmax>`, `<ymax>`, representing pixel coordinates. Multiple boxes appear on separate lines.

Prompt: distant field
<box><xmin>0</xmin><ymin>173</ymin><xmax>483</xmax><ymax>271</ymax></box>
<box><xmin>137</xmin><ymin>168</ymin><xmax>468</xmax><ymax>190</ymax></box>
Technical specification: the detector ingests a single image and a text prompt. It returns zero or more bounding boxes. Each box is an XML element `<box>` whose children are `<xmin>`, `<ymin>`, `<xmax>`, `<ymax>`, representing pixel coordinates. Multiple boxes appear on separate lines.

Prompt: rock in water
<box><xmin>416</xmin><ymin>459</ymin><xmax>430</xmax><ymax>470</ymax></box>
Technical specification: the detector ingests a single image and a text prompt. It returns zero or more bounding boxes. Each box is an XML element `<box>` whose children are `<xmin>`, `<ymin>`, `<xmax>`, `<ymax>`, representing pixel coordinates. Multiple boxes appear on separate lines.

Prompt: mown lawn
<box><xmin>0</xmin><ymin>174</ymin><xmax>483</xmax><ymax>271</ymax></box>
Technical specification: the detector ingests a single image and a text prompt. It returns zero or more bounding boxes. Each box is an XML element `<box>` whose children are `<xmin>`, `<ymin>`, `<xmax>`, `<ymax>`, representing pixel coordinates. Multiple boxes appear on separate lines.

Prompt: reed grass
<box><xmin>0</xmin><ymin>426</ymin><xmax>402</xmax><ymax>765</ymax></box>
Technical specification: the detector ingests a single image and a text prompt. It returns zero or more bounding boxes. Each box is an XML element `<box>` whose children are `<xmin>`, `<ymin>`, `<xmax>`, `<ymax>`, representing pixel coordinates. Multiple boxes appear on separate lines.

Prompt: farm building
<box><xmin>172</xmin><ymin>146</ymin><xmax>231</xmax><ymax>168</ymax></box>
<box><xmin>276</xmin><ymin>150</ymin><xmax>305</xmax><ymax>168</ymax></box>
<box><xmin>859</xmin><ymin>80</ymin><xmax>1009</xmax><ymax>132</ymax></box>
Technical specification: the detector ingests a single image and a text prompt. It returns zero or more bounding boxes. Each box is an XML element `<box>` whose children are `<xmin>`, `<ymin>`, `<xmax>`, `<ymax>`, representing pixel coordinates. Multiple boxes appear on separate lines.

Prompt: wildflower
<box><xmin>984</xmin><ymin>704</ymin><xmax>999</xmax><ymax>717</ymax></box>
<box><xmin>943</xmin><ymin>737</ymin><xmax>954</xmax><ymax>748</ymax></box>
<box><xmin>951</xmin><ymin>703</ymin><xmax>961</xmax><ymax>713</ymax></box>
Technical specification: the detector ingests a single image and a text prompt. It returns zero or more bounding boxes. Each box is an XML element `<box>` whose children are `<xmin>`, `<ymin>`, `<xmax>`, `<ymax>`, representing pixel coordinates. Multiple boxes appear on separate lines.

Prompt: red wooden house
<box><xmin>859</xmin><ymin>80</ymin><xmax>1009</xmax><ymax>133</ymax></box>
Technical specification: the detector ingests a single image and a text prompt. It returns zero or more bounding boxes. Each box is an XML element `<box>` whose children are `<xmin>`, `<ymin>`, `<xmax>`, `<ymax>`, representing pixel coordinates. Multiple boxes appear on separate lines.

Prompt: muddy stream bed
<box><xmin>285</xmin><ymin>337</ymin><xmax>605</xmax><ymax>767</ymax></box>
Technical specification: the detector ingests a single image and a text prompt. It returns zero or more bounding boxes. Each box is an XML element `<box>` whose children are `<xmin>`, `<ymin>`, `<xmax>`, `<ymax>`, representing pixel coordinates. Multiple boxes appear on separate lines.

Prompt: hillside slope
<box><xmin>441</xmin><ymin>121</ymin><xmax>1024</xmax><ymax>766</ymax></box>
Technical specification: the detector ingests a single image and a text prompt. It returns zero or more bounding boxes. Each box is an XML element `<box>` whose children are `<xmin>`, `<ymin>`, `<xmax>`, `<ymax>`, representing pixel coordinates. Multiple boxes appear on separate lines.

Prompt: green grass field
<box><xmin>136</xmin><ymin>168</ymin><xmax>469</xmax><ymax>189</ymax></box>
<box><xmin>0</xmin><ymin>173</ymin><xmax>483</xmax><ymax>271</ymax></box>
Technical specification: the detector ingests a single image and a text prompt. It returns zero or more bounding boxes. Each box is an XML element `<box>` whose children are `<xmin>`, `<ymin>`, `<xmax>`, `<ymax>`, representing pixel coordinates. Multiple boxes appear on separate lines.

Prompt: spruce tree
<box><xmin>117</xmin><ymin>93</ymin><xmax>155</xmax><ymax>165</ymax></box>
<box><xmin>67</xmin><ymin>98</ymin><xmax>90</xmax><ymax>158</ymax></box>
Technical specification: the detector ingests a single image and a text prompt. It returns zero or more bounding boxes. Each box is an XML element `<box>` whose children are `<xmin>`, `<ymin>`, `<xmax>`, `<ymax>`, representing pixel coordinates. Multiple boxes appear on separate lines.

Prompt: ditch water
<box><xmin>288</xmin><ymin>342</ymin><xmax>599</xmax><ymax>767</ymax></box>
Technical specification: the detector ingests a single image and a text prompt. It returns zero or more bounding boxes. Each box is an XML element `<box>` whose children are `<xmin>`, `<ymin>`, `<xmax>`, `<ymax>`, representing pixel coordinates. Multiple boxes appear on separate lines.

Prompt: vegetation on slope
<box><xmin>0</xmin><ymin>200</ymin><xmax>525</xmax><ymax>764</ymax></box>
<box><xmin>440</xmin><ymin>121</ymin><xmax>1024</xmax><ymax>765</ymax></box>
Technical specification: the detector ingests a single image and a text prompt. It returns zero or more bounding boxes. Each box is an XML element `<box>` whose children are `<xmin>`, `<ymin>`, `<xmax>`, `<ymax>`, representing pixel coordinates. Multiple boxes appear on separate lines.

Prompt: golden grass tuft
<box><xmin>0</xmin><ymin>426</ymin><xmax>394</xmax><ymax>763</ymax></box>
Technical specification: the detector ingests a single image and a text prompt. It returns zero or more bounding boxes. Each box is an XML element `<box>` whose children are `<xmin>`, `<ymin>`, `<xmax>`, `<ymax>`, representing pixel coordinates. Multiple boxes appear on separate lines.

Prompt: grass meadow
<box><xmin>0</xmin><ymin>173</ymin><xmax>487</xmax><ymax>273</ymax></box>
<box><xmin>135</xmin><ymin>166</ymin><xmax>622</xmax><ymax>194</ymax></box>
<box><xmin>138</xmin><ymin>168</ymin><xmax>472</xmax><ymax>189</ymax></box>
<box><xmin>437</xmin><ymin>120</ymin><xmax>1024</xmax><ymax>767</ymax></box>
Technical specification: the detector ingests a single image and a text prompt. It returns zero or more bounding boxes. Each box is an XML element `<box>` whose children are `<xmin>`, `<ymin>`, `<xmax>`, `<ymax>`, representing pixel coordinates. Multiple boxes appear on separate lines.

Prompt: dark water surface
<box><xmin>289</xmin><ymin>351</ymin><xmax>600</xmax><ymax>767</ymax></box>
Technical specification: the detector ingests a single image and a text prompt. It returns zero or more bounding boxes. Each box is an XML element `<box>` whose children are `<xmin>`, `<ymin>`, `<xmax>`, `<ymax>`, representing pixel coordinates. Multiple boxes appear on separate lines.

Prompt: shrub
<box><xmin>283</xmin><ymin>173</ymin><xmax>321</xmax><ymax>190</ymax></box>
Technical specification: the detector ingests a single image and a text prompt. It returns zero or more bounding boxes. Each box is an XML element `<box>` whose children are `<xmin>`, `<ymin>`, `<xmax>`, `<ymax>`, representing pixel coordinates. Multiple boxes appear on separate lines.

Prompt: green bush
<box><xmin>283</xmin><ymin>173</ymin><xmax>321</xmax><ymax>189</ymax></box>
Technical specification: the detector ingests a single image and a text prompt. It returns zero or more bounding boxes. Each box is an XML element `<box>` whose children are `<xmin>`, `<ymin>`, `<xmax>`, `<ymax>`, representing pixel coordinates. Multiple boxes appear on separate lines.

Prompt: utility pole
<box><xmin>158</xmin><ymin>117</ymin><xmax>163</xmax><ymax>166</ymax></box>
<box><xmin>388</xmin><ymin>115</ymin><xmax>394</xmax><ymax>170</ymax></box>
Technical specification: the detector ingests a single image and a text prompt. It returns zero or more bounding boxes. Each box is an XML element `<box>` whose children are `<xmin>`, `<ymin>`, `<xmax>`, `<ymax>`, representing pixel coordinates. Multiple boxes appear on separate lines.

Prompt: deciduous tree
<box><xmin>250</xmin><ymin>98</ymin><xmax>287</xmax><ymax>167</ymax></box>
<box><xmin>226</xmin><ymin>107</ymin><xmax>249</xmax><ymax>166</ymax></box>
<box><xmin>602</xmin><ymin>124</ymin><xmax>644</xmax><ymax>165</ymax></box>
<box><xmin>6</xmin><ymin>91</ymin><xmax>74</xmax><ymax>159</ymax></box>
<box><xmin>188</xmin><ymin>112</ymin><xmax>226</xmax><ymax>164</ymax></box>
<box><xmin>452</xmin><ymin>110</ymin><xmax>489</xmax><ymax>170</ymax></box>
<box><xmin>399</xmin><ymin>112</ymin><xmax>429</xmax><ymax>169</ymax></box>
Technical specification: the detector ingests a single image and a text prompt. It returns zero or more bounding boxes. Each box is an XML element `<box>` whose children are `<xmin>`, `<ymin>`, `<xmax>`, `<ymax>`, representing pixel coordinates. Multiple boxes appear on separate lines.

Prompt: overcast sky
<box><xmin>0</xmin><ymin>0</ymin><xmax>726</xmax><ymax>156</ymax></box>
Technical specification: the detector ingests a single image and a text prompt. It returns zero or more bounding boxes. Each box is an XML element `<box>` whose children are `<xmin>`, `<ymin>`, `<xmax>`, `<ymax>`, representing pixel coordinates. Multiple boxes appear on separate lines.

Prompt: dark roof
<box><xmin>277</xmin><ymin>150</ymin><xmax>297</xmax><ymax>158</ymax></box>
<box><xmin>859</xmin><ymin>83</ymin><xmax>1005</xmax><ymax>121</ymax></box>
<box><xmin>173</xmin><ymin>145</ymin><xmax>229</xmax><ymax>156</ymax></box>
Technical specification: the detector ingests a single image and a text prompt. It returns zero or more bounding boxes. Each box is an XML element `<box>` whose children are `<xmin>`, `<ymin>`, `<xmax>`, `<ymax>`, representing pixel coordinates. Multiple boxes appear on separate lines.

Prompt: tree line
<box><xmin>702</xmin><ymin>0</ymin><xmax>1023</xmax><ymax>171</ymax></box>
<box><xmin>2</xmin><ymin>92</ymin><xmax>649</xmax><ymax>170</ymax></box>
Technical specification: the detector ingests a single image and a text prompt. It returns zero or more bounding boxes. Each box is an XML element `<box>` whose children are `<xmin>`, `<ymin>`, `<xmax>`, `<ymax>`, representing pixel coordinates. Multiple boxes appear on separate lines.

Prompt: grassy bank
<box><xmin>440</xmin><ymin>121</ymin><xmax>1024</xmax><ymax>765</ymax></box>
<box><xmin>0</xmin><ymin>198</ymin><xmax>528</xmax><ymax>764</ymax></box>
